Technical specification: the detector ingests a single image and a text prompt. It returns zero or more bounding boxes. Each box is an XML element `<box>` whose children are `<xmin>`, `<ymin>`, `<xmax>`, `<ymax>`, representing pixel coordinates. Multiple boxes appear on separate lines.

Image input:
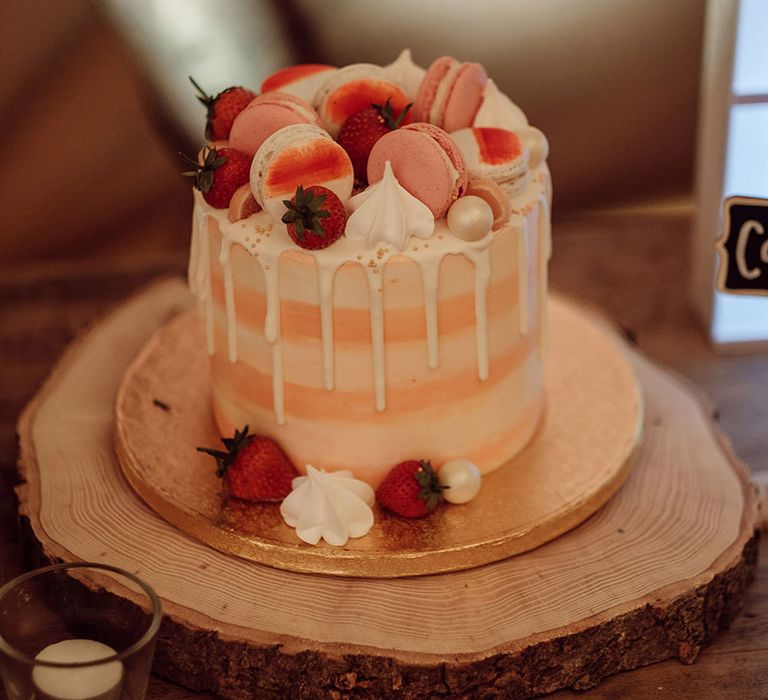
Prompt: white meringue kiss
<box><xmin>382</xmin><ymin>49</ymin><xmax>426</xmax><ymax>100</ymax></box>
<box><xmin>473</xmin><ymin>79</ymin><xmax>529</xmax><ymax>130</ymax></box>
<box><xmin>280</xmin><ymin>465</ymin><xmax>375</xmax><ymax>546</ymax></box>
<box><xmin>345</xmin><ymin>161</ymin><xmax>434</xmax><ymax>250</ymax></box>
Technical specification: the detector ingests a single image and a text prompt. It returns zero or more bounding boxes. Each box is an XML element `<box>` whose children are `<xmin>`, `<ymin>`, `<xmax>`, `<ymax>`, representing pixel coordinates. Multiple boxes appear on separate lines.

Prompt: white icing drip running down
<box><xmin>189</xmin><ymin>165</ymin><xmax>547</xmax><ymax>425</ymax></box>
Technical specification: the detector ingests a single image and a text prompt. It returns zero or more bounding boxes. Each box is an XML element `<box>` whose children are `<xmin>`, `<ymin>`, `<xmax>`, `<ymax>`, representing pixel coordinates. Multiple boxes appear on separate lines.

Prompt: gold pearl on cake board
<box><xmin>447</xmin><ymin>196</ymin><xmax>494</xmax><ymax>241</ymax></box>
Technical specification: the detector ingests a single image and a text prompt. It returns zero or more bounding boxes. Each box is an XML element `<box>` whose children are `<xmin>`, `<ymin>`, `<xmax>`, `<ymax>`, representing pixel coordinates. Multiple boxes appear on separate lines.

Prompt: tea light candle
<box><xmin>32</xmin><ymin>639</ymin><xmax>123</xmax><ymax>700</ymax></box>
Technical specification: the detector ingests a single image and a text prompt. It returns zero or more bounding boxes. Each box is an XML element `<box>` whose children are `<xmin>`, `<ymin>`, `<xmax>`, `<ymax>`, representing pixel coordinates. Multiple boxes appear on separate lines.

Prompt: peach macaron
<box><xmin>414</xmin><ymin>56</ymin><xmax>488</xmax><ymax>133</ymax></box>
<box><xmin>260</xmin><ymin>64</ymin><xmax>337</xmax><ymax>104</ymax></box>
<box><xmin>314</xmin><ymin>64</ymin><xmax>411</xmax><ymax>138</ymax></box>
<box><xmin>367</xmin><ymin>122</ymin><xmax>467</xmax><ymax>219</ymax></box>
<box><xmin>450</xmin><ymin>127</ymin><xmax>530</xmax><ymax>196</ymax></box>
<box><xmin>229</xmin><ymin>92</ymin><xmax>321</xmax><ymax>157</ymax></box>
<box><xmin>251</xmin><ymin>124</ymin><xmax>354</xmax><ymax>221</ymax></box>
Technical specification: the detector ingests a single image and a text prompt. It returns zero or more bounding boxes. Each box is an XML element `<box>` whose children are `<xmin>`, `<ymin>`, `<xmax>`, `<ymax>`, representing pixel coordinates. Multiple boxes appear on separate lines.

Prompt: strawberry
<box><xmin>197</xmin><ymin>425</ymin><xmax>297</xmax><ymax>502</ymax></box>
<box><xmin>281</xmin><ymin>185</ymin><xmax>346</xmax><ymax>250</ymax></box>
<box><xmin>337</xmin><ymin>99</ymin><xmax>412</xmax><ymax>184</ymax></box>
<box><xmin>376</xmin><ymin>459</ymin><xmax>445</xmax><ymax>518</ymax></box>
<box><xmin>189</xmin><ymin>77</ymin><xmax>256</xmax><ymax>140</ymax></box>
<box><xmin>181</xmin><ymin>146</ymin><xmax>251</xmax><ymax>208</ymax></box>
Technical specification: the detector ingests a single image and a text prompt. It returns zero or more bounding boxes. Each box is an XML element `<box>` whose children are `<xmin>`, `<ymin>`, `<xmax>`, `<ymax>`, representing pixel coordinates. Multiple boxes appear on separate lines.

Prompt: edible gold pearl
<box><xmin>447</xmin><ymin>196</ymin><xmax>493</xmax><ymax>241</ymax></box>
<box><xmin>438</xmin><ymin>459</ymin><xmax>482</xmax><ymax>504</ymax></box>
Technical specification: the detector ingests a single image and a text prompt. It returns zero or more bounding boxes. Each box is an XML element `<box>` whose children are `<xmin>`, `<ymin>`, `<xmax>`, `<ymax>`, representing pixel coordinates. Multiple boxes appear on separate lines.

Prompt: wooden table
<box><xmin>1</xmin><ymin>210</ymin><xmax>766</xmax><ymax>698</ymax></box>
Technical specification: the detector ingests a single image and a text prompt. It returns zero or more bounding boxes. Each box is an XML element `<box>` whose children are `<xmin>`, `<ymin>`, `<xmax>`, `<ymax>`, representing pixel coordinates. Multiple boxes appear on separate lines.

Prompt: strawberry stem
<box><xmin>197</xmin><ymin>425</ymin><xmax>254</xmax><ymax>478</ymax></box>
<box><xmin>415</xmin><ymin>460</ymin><xmax>446</xmax><ymax>511</ymax></box>
<box><xmin>180</xmin><ymin>146</ymin><xmax>228</xmax><ymax>193</ymax></box>
<box><xmin>372</xmin><ymin>99</ymin><xmax>413</xmax><ymax>130</ymax></box>
<box><xmin>189</xmin><ymin>76</ymin><xmax>216</xmax><ymax>139</ymax></box>
<box><xmin>281</xmin><ymin>185</ymin><xmax>330</xmax><ymax>240</ymax></box>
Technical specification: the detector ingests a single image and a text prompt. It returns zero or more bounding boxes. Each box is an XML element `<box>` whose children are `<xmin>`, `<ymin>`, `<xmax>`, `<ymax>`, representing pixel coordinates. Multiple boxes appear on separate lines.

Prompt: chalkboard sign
<box><xmin>716</xmin><ymin>196</ymin><xmax>768</xmax><ymax>297</ymax></box>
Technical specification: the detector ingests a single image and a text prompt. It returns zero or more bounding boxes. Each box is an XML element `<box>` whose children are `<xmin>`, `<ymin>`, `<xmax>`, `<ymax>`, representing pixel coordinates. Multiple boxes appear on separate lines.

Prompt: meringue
<box><xmin>346</xmin><ymin>161</ymin><xmax>434</xmax><ymax>250</ymax></box>
<box><xmin>383</xmin><ymin>49</ymin><xmax>427</xmax><ymax>100</ymax></box>
<box><xmin>280</xmin><ymin>465</ymin><xmax>375</xmax><ymax>546</ymax></box>
<box><xmin>473</xmin><ymin>79</ymin><xmax>528</xmax><ymax>130</ymax></box>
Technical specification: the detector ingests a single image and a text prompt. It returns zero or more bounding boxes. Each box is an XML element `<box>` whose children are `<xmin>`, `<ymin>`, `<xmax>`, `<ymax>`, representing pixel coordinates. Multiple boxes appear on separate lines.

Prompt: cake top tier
<box><xmin>186</xmin><ymin>50</ymin><xmax>549</xmax><ymax>253</ymax></box>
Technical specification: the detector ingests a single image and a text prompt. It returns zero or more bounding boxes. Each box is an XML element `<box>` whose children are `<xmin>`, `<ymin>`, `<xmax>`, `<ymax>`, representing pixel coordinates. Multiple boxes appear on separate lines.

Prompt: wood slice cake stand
<box><xmin>16</xmin><ymin>279</ymin><xmax>759</xmax><ymax>700</ymax></box>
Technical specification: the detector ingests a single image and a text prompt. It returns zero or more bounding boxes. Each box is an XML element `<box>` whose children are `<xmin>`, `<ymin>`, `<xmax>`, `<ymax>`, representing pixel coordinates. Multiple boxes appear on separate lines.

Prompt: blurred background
<box><xmin>1</xmin><ymin>0</ymin><xmax>707</xmax><ymax>263</ymax></box>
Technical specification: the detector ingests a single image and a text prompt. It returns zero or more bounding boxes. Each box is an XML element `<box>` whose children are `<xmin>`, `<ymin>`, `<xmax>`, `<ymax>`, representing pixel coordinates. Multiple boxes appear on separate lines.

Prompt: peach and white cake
<box><xmin>187</xmin><ymin>51</ymin><xmax>551</xmax><ymax>538</ymax></box>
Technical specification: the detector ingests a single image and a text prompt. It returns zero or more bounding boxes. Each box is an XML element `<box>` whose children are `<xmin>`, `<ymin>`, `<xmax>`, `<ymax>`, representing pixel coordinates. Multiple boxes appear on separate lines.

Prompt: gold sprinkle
<box><xmin>250</xmin><ymin>243</ymin><xmax>256</xmax><ymax>249</ymax></box>
<box><xmin>367</xmin><ymin>259</ymin><xmax>376</xmax><ymax>268</ymax></box>
<box><xmin>266</xmin><ymin>224</ymin><xmax>273</xmax><ymax>232</ymax></box>
<box><xmin>373</xmin><ymin>268</ymin><xmax>379</xmax><ymax>274</ymax></box>
<box><xmin>412</xmin><ymin>246</ymin><xmax>418</xmax><ymax>251</ymax></box>
<box><xmin>376</xmin><ymin>249</ymin><xmax>385</xmax><ymax>259</ymax></box>
<box><xmin>264</xmin><ymin>264</ymin><xmax>270</xmax><ymax>270</ymax></box>
<box><xmin>256</xmin><ymin>238</ymin><xmax>261</xmax><ymax>243</ymax></box>
<box><xmin>245</xmin><ymin>236</ymin><xmax>251</xmax><ymax>242</ymax></box>
<box><xmin>357</xmin><ymin>254</ymin><xmax>363</xmax><ymax>260</ymax></box>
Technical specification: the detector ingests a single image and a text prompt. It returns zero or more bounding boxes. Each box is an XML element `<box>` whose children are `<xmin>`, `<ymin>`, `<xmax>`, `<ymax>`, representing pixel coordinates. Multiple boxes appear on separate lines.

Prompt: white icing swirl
<box><xmin>473</xmin><ymin>79</ymin><xmax>529</xmax><ymax>130</ymax></box>
<box><xmin>280</xmin><ymin>465</ymin><xmax>375</xmax><ymax>546</ymax></box>
<box><xmin>383</xmin><ymin>49</ymin><xmax>426</xmax><ymax>100</ymax></box>
<box><xmin>345</xmin><ymin>161</ymin><xmax>434</xmax><ymax>250</ymax></box>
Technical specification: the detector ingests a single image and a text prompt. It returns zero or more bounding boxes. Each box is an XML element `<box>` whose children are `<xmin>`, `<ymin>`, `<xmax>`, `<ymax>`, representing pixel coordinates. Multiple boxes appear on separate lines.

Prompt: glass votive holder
<box><xmin>0</xmin><ymin>562</ymin><xmax>162</xmax><ymax>700</ymax></box>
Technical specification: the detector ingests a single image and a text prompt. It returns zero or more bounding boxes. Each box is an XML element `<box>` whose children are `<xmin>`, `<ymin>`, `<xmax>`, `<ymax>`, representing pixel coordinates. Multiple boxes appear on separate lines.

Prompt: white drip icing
<box><xmin>218</xmin><ymin>239</ymin><xmax>238</xmax><ymax>362</ymax></box>
<box><xmin>366</xmin><ymin>269</ymin><xmax>387</xmax><ymax>411</ymax></box>
<box><xmin>468</xmin><ymin>247</ymin><xmax>491</xmax><ymax>380</ymax></box>
<box><xmin>317</xmin><ymin>262</ymin><xmax>337</xmax><ymax>390</ymax></box>
<box><xmin>271</xmin><ymin>337</ymin><xmax>286</xmax><ymax>425</ymax></box>
<box><xmin>416</xmin><ymin>257</ymin><xmax>441</xmax><ymax>369</ymax></box>
<box><xmin>188</xmin><ymin>209</ymin><xmax>200</xmax><ymax>296</ymax></box>
<box><xmin>191</xmin><ymin>160</ymin><xmax>549</xmax><ymax>424</ymax></box>
<box><xmin>517</xmin><ymin>223</ymin><xmax>529</xmax><ymax>336</ymax></box>
<box><xmin>194</xmin><ymin>200</ymin><xmax>215</xmax><ymax>356</ymax></box>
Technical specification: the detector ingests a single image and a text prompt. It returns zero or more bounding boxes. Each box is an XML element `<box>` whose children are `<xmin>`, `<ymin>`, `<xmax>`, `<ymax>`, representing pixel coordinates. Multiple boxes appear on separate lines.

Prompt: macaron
<box><xmin>260</xmin><ymin>64</ymin><xmax>337</xmax><ymax>104</ymax></box>
<box><xmin>227</xmin><ymin>183</ymin><xmax>261</xmax><ymax>223</ymax></box>
<box><xmin>229</xmin><ymin>92</ymin><xmax>321</xmax><ymax>157</ymax></box>
<box><xmin>465</xmin><ymin>178</ymin><xmax>511</xmax><ymax>231</ymax></box>
<box><xmin>414</xmin><ymin>56</ymin><xmax>488</xmax><ymax>133</ymax></box>
<box><xmin>367</xmin><ymin>122</ymin><xmax>467</xmax><ymax>218</ymax></box>
<box><xmin>515</xmin><ymin>125</ymin><xmax>549</xmax><ymax>169</ymax></box>
<box><xmin>450</xmin><ymin>127</ymin><xmax>529</xmax><ymax>196</ymax></box>
<box><xmin>314</xmin><ymin>64</ymin><xmax>411</xmax><ymax>137</ymax></box>
<box><xmin>251</xmin><ymin>124</ymin><xmax>354</xmax><ymax>222</ymax></box>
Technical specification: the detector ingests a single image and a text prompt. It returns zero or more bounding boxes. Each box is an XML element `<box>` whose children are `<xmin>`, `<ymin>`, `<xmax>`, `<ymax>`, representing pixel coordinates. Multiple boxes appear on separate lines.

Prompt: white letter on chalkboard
<box><xmin>736</xmin><ymin>219</ymin><xmax>764</xmax><ymax>280</ymax></box>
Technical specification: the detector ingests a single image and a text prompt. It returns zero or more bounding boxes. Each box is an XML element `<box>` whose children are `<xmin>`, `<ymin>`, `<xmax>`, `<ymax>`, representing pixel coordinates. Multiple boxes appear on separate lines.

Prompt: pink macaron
<box><xmin>314</xmin><ymin>64</ymin><xmax>411</xmax><ymax>138</ymax></box>
<box><xmin>367</xmin><ymin>122</ymin><xmax>468</xmax><ymax>218</ymax></box>
<box><xmin>414</xmin><ymin>56</ymin><xmax>488</xmax><ymax>133</ymax></box>
<box><xmin>251</xmin><ymin>124</ymin><xmax>354</xmax><ymax>222</ymax></box>
<box><xmin>260</xmin><ymin>64</ymin><xmax>337</xmax><ymax>104</ymax></box>
<box><xmin>450</xmin><ymin>127</ymin><xmax>530</xmax><ymax>196</ymax></box>
<box><xmin>229</xmin><ymin>92</ymin><xmax>321</xmax><ymax>157</ymax></box>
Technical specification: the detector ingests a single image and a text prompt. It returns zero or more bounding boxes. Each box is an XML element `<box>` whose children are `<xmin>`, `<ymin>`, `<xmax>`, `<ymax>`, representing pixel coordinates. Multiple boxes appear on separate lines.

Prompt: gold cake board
<box><xmin>114</xmin><ymin>285</ymin><xmax>642</xmax><ymax>578</ymax></box>
<box><xmin>15</xmin><ymin>278</ymin><xmax>758</xmax><ymax>698</ymax></box>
